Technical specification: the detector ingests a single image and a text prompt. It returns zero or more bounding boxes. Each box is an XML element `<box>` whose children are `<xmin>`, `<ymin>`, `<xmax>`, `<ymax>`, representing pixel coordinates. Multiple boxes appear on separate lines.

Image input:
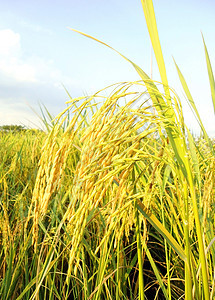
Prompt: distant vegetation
<box><xmin>0</xmin><ymin>0</ymin><xmax>215</xmax><ymax>299</ymax></box>
<box><xmin>0</xmin><ymin>125</ymin><xmax>27</xmax><ymax>132</ymax></box>
<box><xmin>0</xmin><ymin>125</ymin><xmax>42</xmax><ymax>134</ymax></box>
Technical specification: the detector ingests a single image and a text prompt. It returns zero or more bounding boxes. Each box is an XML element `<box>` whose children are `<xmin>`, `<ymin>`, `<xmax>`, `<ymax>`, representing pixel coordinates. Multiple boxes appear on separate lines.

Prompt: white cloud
<box><xmin>0</xmin><ymin>29</ymin><xmax>36</xmax><ymax>82</ymax></box>
<box><xmin>0</xmin><ymin>29</ymin><xmax>20</xmax><ymax>56</ymax></box>
<box><xmin>0</xmin><ymin>58</ymin><xmax>36</xmax><ymax>83</ymax></box>
<box><xmin>0</xmin><ymin>28</ymin><xmax>78</xmax><ymax>85</ymax></box>
<box><xmin>0</xmin><ymin>28</ymin><xmax>80</xmax><ymax>127</ymax></box>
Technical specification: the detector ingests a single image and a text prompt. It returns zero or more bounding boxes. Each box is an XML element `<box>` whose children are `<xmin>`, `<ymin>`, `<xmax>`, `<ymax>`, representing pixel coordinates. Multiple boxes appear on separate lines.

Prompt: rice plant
<box><xmin>0</xmin><ymin>0</ymin><xmax>215</xmax><ymax>299</ymax></box>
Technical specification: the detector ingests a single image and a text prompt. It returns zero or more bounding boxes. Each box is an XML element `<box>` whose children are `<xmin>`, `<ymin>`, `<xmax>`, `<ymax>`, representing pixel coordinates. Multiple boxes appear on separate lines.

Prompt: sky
<box><xmin>0</xmin><ymin>0</ymin><xmax>215</xmax><ymax>136</ymax></box>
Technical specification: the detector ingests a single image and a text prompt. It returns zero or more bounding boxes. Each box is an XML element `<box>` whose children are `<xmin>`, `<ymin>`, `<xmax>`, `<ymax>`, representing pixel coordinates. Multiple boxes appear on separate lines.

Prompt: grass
<box><xmin>0</xmin><ymin>0</ymin><xmax>215</xmax><ymax>299</ymax></box>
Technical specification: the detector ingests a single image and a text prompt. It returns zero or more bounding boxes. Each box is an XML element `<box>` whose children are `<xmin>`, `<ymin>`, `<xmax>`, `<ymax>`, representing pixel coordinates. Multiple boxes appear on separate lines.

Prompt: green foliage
<box><xmin>0</xmin><ymin>0</ymin><xmax>215</xmax><ymax>299</ymax></box>
<box><xmin>0</xmin><ymin>125</ymin><xmax>27</xmax><ymax>133</ymax></box>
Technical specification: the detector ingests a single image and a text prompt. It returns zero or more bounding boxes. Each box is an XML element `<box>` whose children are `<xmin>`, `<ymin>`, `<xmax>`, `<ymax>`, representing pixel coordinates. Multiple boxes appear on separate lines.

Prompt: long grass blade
<box><xmin>140</xmin><ymin>0</ymin><xmax>169</xmax><ymax>98</ymax></box>
<box><xmin>137</xmin><ymin>199</ymin><xmax>187</xmax><ymax>262</ymax></box>
<box><xmin>202</xmin><ymin>33</ymin><xmax>215</xmax><ymax>113</ymax></box>
<box><xmin>174</xmin><ymin>59</ymin><xmax>214</xmax><ymax>157</ymax></box>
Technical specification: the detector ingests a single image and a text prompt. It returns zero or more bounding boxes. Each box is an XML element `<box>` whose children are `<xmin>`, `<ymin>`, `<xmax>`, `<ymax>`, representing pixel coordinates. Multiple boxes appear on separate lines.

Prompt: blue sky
<box><xmin>0</xmin><ymin>0</ymin><xmax>215</xmax><ymax>135</ymax></box>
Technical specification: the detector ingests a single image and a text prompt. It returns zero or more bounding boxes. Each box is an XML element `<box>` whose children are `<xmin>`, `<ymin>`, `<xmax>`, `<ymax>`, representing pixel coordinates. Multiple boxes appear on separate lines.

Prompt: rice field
<box><xmin>0</xmin><ymin>0</ymin><xmax>215</xmax><ymax>299</ymax></box>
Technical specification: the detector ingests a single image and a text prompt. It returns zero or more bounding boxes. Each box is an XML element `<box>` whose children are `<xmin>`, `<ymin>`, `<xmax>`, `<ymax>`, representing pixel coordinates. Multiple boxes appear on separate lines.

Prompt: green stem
<box><xmin>186</xmin><ymin>168</ymin><xmax>210</xmax><ymax>300</ymax></box>
<box><xmin>133</xmin><ymin>167</ymin><xmax>144</xmax><ymax>300</ymax></box>
<box><xmin>135</xmin><ymin>201</ymin><xmax>145</xmax><ymax>300</ymax></box>
<box><xmin>182</xmin><ymin>179</ymin><xmax>193</xmax><ymax>300</ymax></box>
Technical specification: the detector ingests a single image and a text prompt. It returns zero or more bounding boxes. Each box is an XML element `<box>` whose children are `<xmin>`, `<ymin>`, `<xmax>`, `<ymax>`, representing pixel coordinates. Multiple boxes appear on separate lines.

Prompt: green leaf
<box><xmin>186</xmin><ymin>128</ymin><xmax>201</xmax><ymax>188</ymax></box>
<box><xmin>140</xmin><ymin>0</ymin><xmax>169</xmax><ymax>98</ymax></box>
<box><xmin>143</xmin><ymin>241</ymin><xmax>169</xmax><ymax>299</ymax></box>
<box><xmin>202</xmin><ymin>33</ymin><xmax>215</xmax><ymax>114</ymax></box>
<box><xmin>174</xmin><ymin>59</ymin><xmax>212</xmax><ymax>145</ymax></box>
<box><xmin>69</xmin><ymin>28</ymin><xmax>172</xmax><ymax>119</ymax></box>
<box><xmin>137</xmin><ymin>199</ymin><xmax>187</xmax><ymax>262</ymax></box>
